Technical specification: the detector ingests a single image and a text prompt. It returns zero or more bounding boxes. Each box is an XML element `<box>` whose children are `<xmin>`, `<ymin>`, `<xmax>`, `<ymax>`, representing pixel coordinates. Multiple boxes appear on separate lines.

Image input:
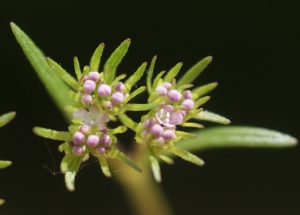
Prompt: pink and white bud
<box><xmin>72</xmin><ymin>132</ymin><xmax>85</xmax><ymax>145</ymax></box>
<box><xmin>81</xmin><ymin>94</ymin><xmax>92</xmax><ymax>105</ymax></box>
<box><xmin>144</xmin><ymin>118</ymin><xmax>154</xmax><ymax>128</ymax></box>
<box><xmin>162</xmin><ymin>82</ymin><xmax>172</xmax><ymax>90</ymax></box>
<box><xmin>72</xmin><ymin>146</ymin><xmax>83</xmax><ymax>155</ymax></box>
<box><xmin>97</xmin><ymin>146</ymin><xmax>106</xmax><ymax>154</ymax></box>
<box><xmin>100</xmin><ymin>135</ymin><xmax>112</xmax><ymax>147</ymax></box>
<box><xmin>88</xmin><ymin>71</ymin><xmax>100</xmax><ymax>81</ymax></box>
<box><xmin>97</xmin><ymin>84</ymin><xmax>111</xmax><ymax>97</ymax></box>
<box><xmin>86</xmin><ymin>135</ymin><xmax>100</xmax><ymax>147</ymax></box>
<box><xmin>183</xmin><ymin>90</ymin><xmax>192</xmax><ymax>99</ymax></box>
<box><xmin>79</xmin><ymin>125</ymin><xmax>90</xmax><ymax>134</ymax></box>
<box><xmin>151</xmin><ymin>124</ymin><xmax>164</xmax><ymax>136</ymax></box>
<box><xmin>168</xmin><ymin>90</ymin><xmax>182</xmax><ymax>102</ymax></box>
<box><xmin>112</xmin><ymin>92</ymin><xmax>124</xmax><ymax>104</ymax></box>
<box><xmin>182</xmin><ymin>99</ymin><xmax>194</xmax><ymax>110</ymax></box>
<box><xmin>114</xmin><ymin>82</ymin><xmax>125</xmax><ymax>92</ymax></box>
<box><xmin>155</xmin><ymin>85</ymin><xmax>167</xmax><ymax>95</ymax></box>
<box><xmin>83</xmin><ymin>80</ymin><xmax>96</xmax><ymax>93</ymax></box>
<box><xmin>104</xmin><ymin>101</ymin><xmax>113</xmax><ymax>110</ymax></box>
<box><xmin>154</xmin><ymin>136</ymin><xmax>165</xmax><ymax>146</ymax></box>
<box><xmin>162</xmin><ymin>129</ymin><xmax>176</xmax><ymax>140</ymax></box>
<box><xmin>169</xmin><ymin>112</ymin><xmax>184</xmax><ymax>125</ymax></box>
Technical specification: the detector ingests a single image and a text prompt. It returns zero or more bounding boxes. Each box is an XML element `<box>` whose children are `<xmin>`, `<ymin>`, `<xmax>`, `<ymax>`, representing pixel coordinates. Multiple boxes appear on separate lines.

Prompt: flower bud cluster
<box><xmin>139</xmin><ymin>82</ymin><xmax>196</xmax><ymax>147</ymax></box>
<box><xmin>79</xmin><ymin>71</ymin><xmax>128</xmax><ymax>115</ymax></box>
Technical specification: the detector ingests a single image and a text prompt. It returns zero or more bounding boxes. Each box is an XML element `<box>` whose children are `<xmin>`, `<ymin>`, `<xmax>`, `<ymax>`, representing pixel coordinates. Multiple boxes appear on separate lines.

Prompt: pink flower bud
<box><xmin>182</xmin><ymin>99</ymin><xmax>194</xmax><ymax>110</ymax></box>
<box><xmin>112</xmin><ymin>92</ymin><xmax>124</xmax><ymax>104</ymax></box>
<box><xmin>100</xmin><ymin>135</ymin><xmax>111</xmax><ymax>147</ymax></box>
<box><xmin>97</xmin><ymin>147</ymin><xmax>106</xmax><ymax>154</ymax></box>
<box><xmin>81</xmin><ymin>94</ymin><xmax>92</xmax><ymax>105</ymax></box>
<box><xmin>144</xmin><ymin>118</ymin><xmax>154</xmax><ymax>128</ymax></box>
<box><xmin>154</xmin><ymin>136</ymin><xmax>165</xmax><ymax>146</ymax></box>
<box><xmin>79</xmin><ymin>125</ymin><xmax>90</xmax><ymax>134</ymax></box>
<box><xmin>72</xmin><ymin>132</ymin><xmax>85</xmax><ymax>145</ymax></box>
<box><xmin>169</xmin><ymin>112</ymin><xmax>183</xmax><ymax>125</ymax></box>
<box><xmin>72</xmin><ymin>146</ymin><xmax>83</xmax><ymax>155</ymax></box>
<box><xmin>86</xmin><ymin>135</ymin><xmax>100</xmax><ymax>147</ymax></box>
<box><xmin>114</xmin><ymin>82</ymin><xmax>125</xmax><ymax>92</ymax></box>
<box><xmin>97</xmin><ymin>84</ymin><xmax>111</xmax><ymax>97</ymax></box>
<box><xmin>88</xmin><ymin>71</ymin><xmax>100</xmax><ymax>81</ymax></box>
<box><xmin>162</xmin><ymin>129</ymin><xmax>176</xmax><ymax>140</ymax></box>
<box><xmin>183</xmin><ymin>90</ymin><xmax>192</xmax><ymax>99</ymax></box>
<box><xmin>151</xmin><ymin>124</ymin><xmax>163</xmax><ymax>136</ymax></box>
<box><xmin>168</xmin><ymin>90</ymin><xmax>182</xmax><ymax>102</ymax></box>
<box><xmin>162</xmin><ymin>82</ymin><xmax>172</xmax><ymax>90</ymax></box>
<box><xmin>83</xmin><ymin>80</ymin><xmax>96</xmax><ymax>93</ymax></box>
<box><xmin>155</xmin><ymin>86</ymin><xmax>167</xmax><ymax>95</ymax></box>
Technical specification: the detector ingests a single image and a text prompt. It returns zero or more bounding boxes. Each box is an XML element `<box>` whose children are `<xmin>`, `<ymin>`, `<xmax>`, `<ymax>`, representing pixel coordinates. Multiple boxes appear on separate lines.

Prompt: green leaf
<box><xmin>192</xmin><ymin>82</ymin><xmax>218</xmax><ymax>99</ymax></box>
<box><xmin>0</xmin><ymin>160</ymin><xmax>12</xmax><ymax>169</ymax></box>
<box><xmin>115</xmin><ymin>150</ymin><xmax>142</xmax><ymax>172</ymax></box>
<box><xmin>117</xmin><ymin>114</ymin><xmax>137</xmax><ymax>130</ymax></box>
<box><xmin>11</xmin><ymin>23</ymin><xmax>74</xmax><ymax>121</ymax></box>
<box><xmin>152</xmin><ymin>71</ymin><xmax>165</xmax><ymax>91</ymax></box>
<box><xmin>33</xmin><ymin>127</ymin><xmax>71</xmax><ymax>140</ymax></box>
<box><xmin>147</xmin><ymin>56</ymin><xmax>157</xmax><ymax>93</ymax></box>
<box><xmin>176</xmin><ymin>126</ymin><xmax>298</xmax><ymax>152</ymax></box>
<box><xmin>125</xmin><ymin>62</ymin><xmax>147</xmax><ymax>86</ymax></box>
<box><xmin>90</xmin><ymin>43</ymin><xmax>105</xmax><ymax>71</ymax></box>
<box><xmin>170</xmin><ymin>147</ymin><xmax>204</xmax><ymax>166</ymax></box>
<box><xmin>47</xmin><ymin>57</ymin><xmax>78</xmax><ymax>90</ymax></box>
<box><xmin>194</xmin><ymin>111</ymin><xmax>231</xmax><ymax>124</ymax></box>
<box><xmin>158</xmin><ymin>155</ymin><xmax>174</xmax><ymax>165</ymax></box>
<box><xmin>0</xmin><ymin>112</ymin><xmax>16</xmax><ymax>123</ymax></box>
<box><xmin>194</xmin><ymin>96</ymin><xmax>210</xmax><ymax>109</ymax></box>
<box><xmin>176</xmin><ymin>131</ymin><xmax>197</xmax><ymax>139</ymax></box>
<box><xmin>125</xmin><ymin>103</ymin><xmax>158</xmax><ymax>111</ymax></box>
<box><xmin>124</xmin><ymin>86</ymin><xmax>146</xmax><ymax>103</ymax></box>
<box><xmin>177</xmin><ymin>56</ymin><xmax>212</xmax><ymax>87</ymax></box>
<box><xmin>164</xmin><ymin>62</ymin><xmax>183</xmax><ymax>83</ymax></box>
<box><xmin>65</xmin><ymin>171</ymin><xmax>76</xmax><ymax>192</ymax></box>
<box><xmin>98</xmin><ymin>155</ymin><xmax>111</xmax><ymax>177</ymax></box>
<box><xmin>0</xmin><ymin>199</ymin><xmax>5</xmax><ymax>206</ymax></box>
<box><xmin>103</xmin><ymin>39</ymin><xmax>131</xmax><ymax>84</ymax></box>
<box><xmin>148</xmin><ymin>145</ymin><xmax>161</xmax><ymax>182</ymax></box>
<box><xmin>73</xmin><ymin>57</ymin><xmax>82</xmax><ymax>80</ymax></box>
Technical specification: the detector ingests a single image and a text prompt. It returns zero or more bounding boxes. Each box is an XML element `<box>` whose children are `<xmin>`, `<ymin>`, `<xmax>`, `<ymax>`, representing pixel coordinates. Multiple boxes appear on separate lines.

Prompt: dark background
<box><xmin>0</xmin><ymin>1</ymin><xmax>299</xmax><ymax>214</ymax></box>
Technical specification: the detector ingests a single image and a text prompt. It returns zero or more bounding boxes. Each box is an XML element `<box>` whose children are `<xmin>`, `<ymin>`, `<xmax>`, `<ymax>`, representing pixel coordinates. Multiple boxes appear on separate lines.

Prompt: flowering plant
<box><xmin>11</xmin><ymin>22</ymin><xmax>297</xmax><ymax>215</ymax></box>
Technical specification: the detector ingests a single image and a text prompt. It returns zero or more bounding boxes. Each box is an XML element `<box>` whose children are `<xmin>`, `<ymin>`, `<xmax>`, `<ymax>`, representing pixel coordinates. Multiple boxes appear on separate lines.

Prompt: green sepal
<box><xmin>90</xmin><ymin>43</ymin><xmax>105</xmax><ymax>71</ymax></box>
<box><xmin>170</xmin><ymin>147</ymin><xmax>204</xmax><ymax>166</ymax></box>
<box><xmin>125</xmin><ymin>103</ymin><xmax>158</xmax><ymax>111</ymax></box>
<box><xmin>194</xmin><ymin>96</ymin><xmax>211</xmax><ymax>109</ymax></box>
<box><xmin>164</xmin><ymin>62</ymin><xmax>183</xmax><ymax>83</ymax></box>
<box><xmin>192</xmin><ymin>82</ymin><xmax>218</xmax><ymax>99</ymax></box>
<box><xmin>176</xmin><ymin>126</ymin><xmax>298</xmax><ymax>152</ymax></box>
<box><xmin>0</xmin><ymin>112</ymin><xmax>16</xmax><ymax>128</ymax></box>
<box><xmin>98</xmin><ymin>155</ymin><xmax>111</xmax><ymax>177</ymax></box>
<box><xmin>152</xmin><ymin>71</ymin><xmax>165</xmax><ymax>91</ymax></box>
<box><xmin>104</xmin><ymin>39</ymin><xmax>131</xmax><ymax>84</ymax></box>
<box><xmin>113</xmin><ymin>150</ymin><xmax>142</xmax><ymax>172</ymax></box>
<box><xmin>73</xmin><ymin>57</ymin><xmax>82</xmax><ymax>80</ymax></box>
<box><xmin>194</xmin><ymin>111</ymin><xmax>231</xmax><ymax>124</ymax></box>
<box><xmin>177</xmin><ymin>56</ymin><xmax>212</xmax><ymax>87</ymax></box>
<box><xmin>0</xmin><ymin>160</ymin><xmax>12</xmax><ymax>169</ymax></box>
<box><xmin>47</xmin><ymin>57</ymin><xmax>78</xmax><ymax>90</ymax></box>
<box><xmin>33</xmin><ymin>127</ymin><xmax>71</xmax><ymax>141</ymax></box>
<box><xmin>148</xmin><ymin>145</ymin><xmax>161</xmax><ymax>182</ymax></box>
<box><xmin>147</xmin><ymin>56</ymin><xmax>157</xmax><ymax>93</ymax></box>
<box><xmin>118</xmin><ymin>114</ymin><xmax>137</xmax><ymax>130</ymax></box>
<box><xmin>176</xmin><ymin>131</ymin><xmax>197</xmax><ymax>139</ymax></box>
<box><xmin>125</xmin><ymin>62</ymin><xmax>147</xmax><ymax>86</ymax></box>
<box><xmin>10</xmin><ymin>23</ymin><xmax>74</xmax><ymax>121</ymax></box>
<box><xmin>158</xmin><ymin>155</ymin><xmax>174</xmax><ymax>165</ymax></box>
<box><xmin>124</xmin><ymin>86</ymin><xmax>146</xmax><ymax>103</ymax></box>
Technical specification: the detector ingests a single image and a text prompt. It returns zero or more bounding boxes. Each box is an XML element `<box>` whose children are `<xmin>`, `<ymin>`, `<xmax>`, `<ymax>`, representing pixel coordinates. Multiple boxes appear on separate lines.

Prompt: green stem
<box><xmin>109</xmin><ymin>144</ymin><xmax>175</xmax><ymax>215</ymax></box>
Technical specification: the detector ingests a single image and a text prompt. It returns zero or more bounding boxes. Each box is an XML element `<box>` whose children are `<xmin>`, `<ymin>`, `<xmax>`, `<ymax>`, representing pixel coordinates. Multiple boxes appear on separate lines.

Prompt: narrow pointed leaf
<box><xmin>164</xmin><ymin>62</ymin><xmax>183</xmax><ymax>83</ymax></box>
<box><xmin>11</xmin><ymin>23</ymin><xmax>74</xmax><ymax>121</ymax></box>
<box><xmin>177</xmin><ymin>56</ymin><xmax>212</xmax><ymax>87</ymax></box>
<box><xmin>124</xmin><ymin>86</ymin><xmax>146</xmax><ymax>103</ymax></box>
<box><xmin>116</xmin><ymin>150</ymin><xmax>142</xmax><ymax>172</ymax></box>
<box><xmin>65</xmin><ymin>171</ymin><xmax>76</xmax><ymax>192</ymax></box>
<box><xmin>74</xmin><ymin>57</ymin><xmax>82</xmax><ymax>80</ymax></box>
<box><xmin>125</xmin><ymin>62</ymin><xmax>147</xmax><ymax>86</ymax></box>
<box><xmin>147</xmin><ymin>56</ymin><xmax>157</xmax><ymax>93</ymax></box>
<box><xmin>0</xmin><ymin>121</ymin><xmax>7</xmax><ymax>127</ymax></box>
<box><xmin>181</xmin><ymin>122</ymin><xmax>204</xmax><ymax>129</ymax></box>
<box><xmin>125</xmin><ymin>103</ymin><xmax>158</xmax><ymax>111</ymax></box>
<box><xmin>0</xmin><ymin>160</ymin><xmax>12</xmax><ymax>169</ymax></box>
<box><xmin>158</xmin><ymin>155</ymin><xmax>174</xmax><ymax>165</ymax></box>
<box><xmin>118</xmin><ymin>114</ymin><xmax>137</xmax><ymax>130</ymax></box>
<box><xmin>60</xmin><ymin>154</ymin><xmax>75</xmax><ymax>173</ymax></box>
<box><xmin>47</xmin><ymin>57</ymin><xmax>78</xmax><ymax>90</ymax></box>
<box><xmin>176</xmin><ymin>126</ymin><xmax>298</xmax><ymax>152</ymax></box>
<box><xmin>176</xmin><ymin>131</ymin><xmax>197</xmax><ymax>139</ymax></box>
<box><xmin>67</xmin><ymin>156</ymin><xmax>81</xmax><ymax>173</ymax></box>
<box><xmin>194</xmin><ymin>96</ymin><xmax>210</xmax><ymax>109</ymax></box>
<box><xmin>170</xmin><ymin>147</ymin><xmax>204</xmax><ymax>166</ymax></box>
<box><xmin>90</xmin><ymin>43</ymin><xmax>105</xmax><ymax>71</ymax></box>
<box><xmin>104</xmin><ymin>39</ymin><xmax>131</xmax><ymax>84</ymax></box>
<box><xmin>33</xmin><ymin>127</ymin><xmax>70</xmax><ymax>140</ymax></box>
<box><xmin>194</xmin><ymin>111</ymin><xmax>231</xmax><ymax>124</ymax></box>
<box><xmin>192</xmin><ymin>82</ymin><xmax>218</xmax><ymax>99</ymax></box>
<box><xmin>0</xmin><ymin>112</ymin><xmax>16</xmax><ymax>123</ymax></box>
<box><xmin>148</xmin><ymin>146</ymin><xmax>161</xmax><ymax>182</ymax></box>
<box><xmin>98</xmin><ymin>156</ymin><xmax>111</xmax><ymax>177</ymax></box>
<box><xmin>111</xmin><ymin>125</ymin><xmax>127</xmax><ymax>134</ymax></box>
<box><xmin>152</xmin><ymin>71</ymin><xmax>165</xmax><ymax>91</ymax></box>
